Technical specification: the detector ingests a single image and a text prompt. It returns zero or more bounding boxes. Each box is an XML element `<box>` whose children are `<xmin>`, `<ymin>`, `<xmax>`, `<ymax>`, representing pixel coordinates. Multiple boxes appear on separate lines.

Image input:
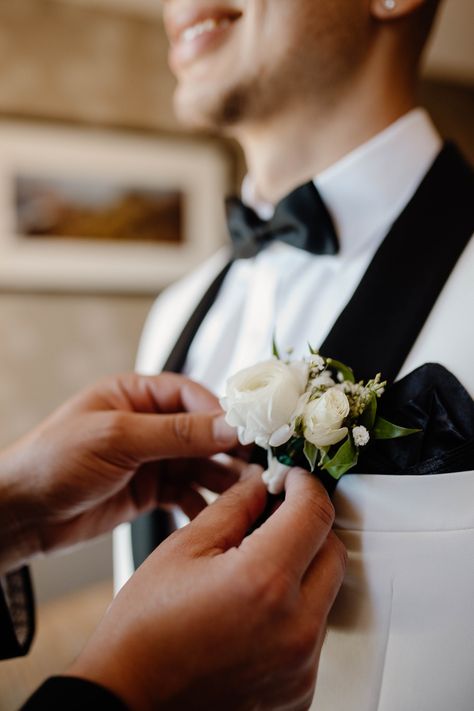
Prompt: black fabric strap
<box><xmin>21</xmin><ymin>676</ymin><xmax>128</xmax><ymax>711</ymax></box>
<box><xmin>130</xmin><ymin>262</ymin><xmax>233</xmax><ymax>569</ymax></box>
<box><xmin>162</xmin><ymin>260</ymin><xmax>233</xmax><ymax>374</ymax></box>
<box><xmin>0</xmin><ymin>567</ymin><xmax>35</xmax><ymax>661</ymax></box>
<box><xmin>319</xmin><ymin>143</ymin><xmax>474</xmax><ymax>382</ymax></box>
<box><xmin>130</xmin><ymin>142</ymin><xmax>473</xmax><ymax>568</ymax></box>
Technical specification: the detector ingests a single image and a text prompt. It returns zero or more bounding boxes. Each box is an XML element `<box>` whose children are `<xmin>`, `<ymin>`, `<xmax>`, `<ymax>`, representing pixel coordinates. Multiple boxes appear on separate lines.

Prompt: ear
<box><xmin>370</xmin><ymin>0</ymin><xmax>428</xmax><ymax>21</ymax></box>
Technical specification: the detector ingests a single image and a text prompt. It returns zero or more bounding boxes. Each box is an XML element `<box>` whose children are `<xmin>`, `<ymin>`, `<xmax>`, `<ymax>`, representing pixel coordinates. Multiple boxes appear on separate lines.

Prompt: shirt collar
<box><xmin>241</xmin><ymin>108</ymin><xmax>442</xmax><ymax>256</ymax></box>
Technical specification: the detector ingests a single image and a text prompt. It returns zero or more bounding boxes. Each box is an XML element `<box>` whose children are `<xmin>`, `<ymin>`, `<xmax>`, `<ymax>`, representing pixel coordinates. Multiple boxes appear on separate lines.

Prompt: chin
<box><xmin>173</xmin><ymin>87</ymin><xmax>217</xmax><ymax>130</ymax></box>
<box><xmin>174</xmin><ymin>80</ymin><xmax>251</xmax><ymax>131</ymax></box>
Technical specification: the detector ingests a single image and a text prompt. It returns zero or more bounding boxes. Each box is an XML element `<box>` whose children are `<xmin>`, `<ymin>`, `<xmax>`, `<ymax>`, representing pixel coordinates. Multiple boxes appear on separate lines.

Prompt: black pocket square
<box><xmin>354</xmin><ymin>363</ymin><xmax>474</xmax><ymax>476</ymax></box>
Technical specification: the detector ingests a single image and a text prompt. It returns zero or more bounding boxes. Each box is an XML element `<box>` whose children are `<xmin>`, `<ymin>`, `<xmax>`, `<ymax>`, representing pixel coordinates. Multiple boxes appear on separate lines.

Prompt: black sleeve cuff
<box><xmin>21</xmin><ymin>676</ymin><xmax>129</xmax><ymax>710</ymax></box>
<box><xmin>0</xmin><ymin>567</ymin><xmax>35</xmax><ymax>660</ymax></box>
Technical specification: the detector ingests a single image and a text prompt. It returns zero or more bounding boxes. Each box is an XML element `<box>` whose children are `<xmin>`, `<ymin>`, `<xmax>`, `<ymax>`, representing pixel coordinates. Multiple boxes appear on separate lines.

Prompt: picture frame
<box><xmin>0</xmin><ymin>121</ymin><xmax>231</xmax><ymax>293</ymax></box>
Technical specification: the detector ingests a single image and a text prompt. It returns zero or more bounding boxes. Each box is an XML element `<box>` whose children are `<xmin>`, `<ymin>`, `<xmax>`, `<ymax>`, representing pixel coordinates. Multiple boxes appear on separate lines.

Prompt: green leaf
<box><xmin>278</xmin><ymin>454</ymin><xmax>294</xmax><ymax>467</ymax></box>
<box><xmin>321</xmin><ymin>437</ymin><xmax>358</xmax><ymax>480</ymax></box>
<box><xmin>272</xmin><ymin>335</ymin><xmax>280</xmax><ymax>360</ymax></box>
<box><xmin>303</xmin><ymin>440</ymin><xmax>318</xmax><ymax>472</ymax></box>
<box><xmin>373</xmin><ymin>417</ymin><xmax>421</xmax><ymax>440</ymax></box>
<box><xmin>308</xmin><ymin>343</ymin><xmax>318</xmax><ymax>355</ymax></box>
<box><xmin>326</xmin><ymin>358</ymin><xmax>355</xmax><ymax>384</ymax></box>
<box><xmin>360</xmin><ymin>392</ymin><xmax>377</xmax><ymax>430</ymax></box>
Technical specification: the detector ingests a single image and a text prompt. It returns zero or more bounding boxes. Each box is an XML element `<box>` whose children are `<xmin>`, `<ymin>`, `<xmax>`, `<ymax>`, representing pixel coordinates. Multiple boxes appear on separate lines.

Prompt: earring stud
<box><xmin>383</xmin><ymin>0</ymin><xmax>396</xmax><ymax>9</ymax></box>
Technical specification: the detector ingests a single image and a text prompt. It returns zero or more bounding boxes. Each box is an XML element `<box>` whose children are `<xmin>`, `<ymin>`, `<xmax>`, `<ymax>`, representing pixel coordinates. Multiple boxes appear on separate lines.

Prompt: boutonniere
<box><xmin>220</xmin><ymin>343</ymin><xmax>420</xmax><ymax>494</ymax></box>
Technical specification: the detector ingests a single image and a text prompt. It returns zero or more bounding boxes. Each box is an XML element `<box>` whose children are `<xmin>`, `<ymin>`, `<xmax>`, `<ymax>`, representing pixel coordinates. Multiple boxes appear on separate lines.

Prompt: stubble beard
<box><xmin>173</xmin><ymin>73</ymin><xmax>270</xmax><ymax>133</ymax></box>
<box><xmin>173</xmin><ymin>53</ymin><xmax>361</xmax><ymax>136</ymax></box>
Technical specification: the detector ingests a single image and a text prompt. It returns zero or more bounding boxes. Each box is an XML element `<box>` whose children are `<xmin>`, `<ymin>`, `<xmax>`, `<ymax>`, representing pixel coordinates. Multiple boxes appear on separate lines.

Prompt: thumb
<box><xmin>182</xmin><ymin>467</ymin><xmax>268</xmax><ymax>554</ymax></box>
<box><xmin>113</xmin><ymin>409</ymin><xmax>238</xmax><ymax>462</ymax></box>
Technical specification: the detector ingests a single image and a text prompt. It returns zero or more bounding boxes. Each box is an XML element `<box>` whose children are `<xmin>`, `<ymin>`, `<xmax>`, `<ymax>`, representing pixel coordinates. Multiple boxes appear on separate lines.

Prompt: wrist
<box><xmin>68</xmin><ymin>656</ymin><xmax>151</xmax><ymax>711</ymax></box>
<box><xmin>0</xmin><ymin>443</ymin><xmax>43</xmax><ymax>574</ymax></box>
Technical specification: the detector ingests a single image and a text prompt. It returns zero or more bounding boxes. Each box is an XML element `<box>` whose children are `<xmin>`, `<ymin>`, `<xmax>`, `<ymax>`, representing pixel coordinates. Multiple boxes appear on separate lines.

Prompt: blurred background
<box><xmin>0</xmin><ymin>0</ymin><xmax>472</xmax><ymax>707</ymax></box>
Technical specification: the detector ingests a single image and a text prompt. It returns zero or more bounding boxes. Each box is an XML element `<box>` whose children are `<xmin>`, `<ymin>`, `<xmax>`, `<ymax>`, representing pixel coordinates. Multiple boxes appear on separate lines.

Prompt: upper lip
<box><xmin>164</xmin><ymin>5</ymin><xmax>243</xmax><ymax>44</ymax></box>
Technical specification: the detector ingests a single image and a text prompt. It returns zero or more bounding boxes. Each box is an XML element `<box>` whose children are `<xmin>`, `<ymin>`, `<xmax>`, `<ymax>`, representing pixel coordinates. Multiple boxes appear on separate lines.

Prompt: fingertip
<box><xmin>181</xmin><ymin>379</ymin><xmax>221</xmax><ymax>413</ymax></box>
<box><xmin>289</xmin><ymin>467</ymin><xmax>310</xmax><ymax>476</ymax></box>
<box><xmin>284</xmin><ymin>466</ymin><xmax>312</xmax><ymax>490</ymax></box>
<box><xmin>240</xmin><ymin>463</ymin><xmax>264</xmax><ymax>482</ymax></box>
<box><xmin>185</xmin><ymin>463</ymin><xmax>268</xmax><ymax>553</ymax></box>
<box><xmin>229</xmin><ymin>464</ymin><xmax>267</xmax><ymax>512</ymax></box>
<box><xmin>285</xmin><ymin>467</ymin><xmax>325</xmax><ymax>491</ymax></box>
<box><xmin>284</xmin><ymin>469</ymin><xmax>334</xmax><ymax>522</ymax></box>
<box><xmin>212</xmin><ymin>414</ymin><xmax>239</xmax><ymax>447</ymax></box>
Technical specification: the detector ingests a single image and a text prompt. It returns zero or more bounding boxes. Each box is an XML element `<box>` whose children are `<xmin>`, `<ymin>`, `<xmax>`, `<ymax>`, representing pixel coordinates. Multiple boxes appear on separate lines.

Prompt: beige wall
<box><xmin>0</xmin><ymin>0</ymin><xmax>177</xmax><ymax>131</ymax></box>
<box><xmin>423</xmin><ymin>0</ymin><xmax>474</xmax><ymax>83</ymax></box>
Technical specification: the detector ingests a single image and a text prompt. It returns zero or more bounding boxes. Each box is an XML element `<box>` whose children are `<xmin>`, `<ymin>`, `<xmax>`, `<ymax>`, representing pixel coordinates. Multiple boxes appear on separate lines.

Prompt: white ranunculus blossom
<box><xmin>303</xmin><ymin>388</ymin><xmax>350</xmax><ymax>448</ymax></box>
<box><xmin>262</xmin><ymin>458</ymin><xmax>292</xmax><ymax>495</ymax></box>
<box><xmin>220</xmin><ymin>359</ymin><xmax>308</xmax><ymax>448</ymax></box>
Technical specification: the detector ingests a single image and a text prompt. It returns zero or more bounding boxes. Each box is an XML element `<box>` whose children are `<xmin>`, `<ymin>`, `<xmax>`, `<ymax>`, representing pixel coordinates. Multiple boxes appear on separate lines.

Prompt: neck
<box><xmin>234</xmin><ymin>66</ymin><xmax>418</xmax><ymax>204</ymax></box>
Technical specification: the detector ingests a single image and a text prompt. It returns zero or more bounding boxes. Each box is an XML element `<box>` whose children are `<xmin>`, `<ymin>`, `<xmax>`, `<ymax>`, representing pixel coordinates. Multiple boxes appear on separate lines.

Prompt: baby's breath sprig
<box><xmin>365</xmin><ymin>373</ymin><xmax>387</xmax><ymax>398</ymax></box>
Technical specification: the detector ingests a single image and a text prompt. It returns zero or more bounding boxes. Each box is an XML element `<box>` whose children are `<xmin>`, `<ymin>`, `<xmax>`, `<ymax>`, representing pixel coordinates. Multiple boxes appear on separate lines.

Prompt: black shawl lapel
<box><xmin>319</xmin><ymin>143</ymin><xmax>474</xmax><ymax>382</ymax></box>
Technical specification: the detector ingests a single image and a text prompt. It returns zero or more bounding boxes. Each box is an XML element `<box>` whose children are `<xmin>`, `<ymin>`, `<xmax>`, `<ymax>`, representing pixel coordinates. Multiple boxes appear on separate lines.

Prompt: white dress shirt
<box><xmin>115</xmin><ymin>109</ymin><xmax>474</xmax><ymax>711</ymax></box>
<box><xmin>137</xmin><ymin>109</ymin><xmax>444</xmax><ymax>391</ymax></box>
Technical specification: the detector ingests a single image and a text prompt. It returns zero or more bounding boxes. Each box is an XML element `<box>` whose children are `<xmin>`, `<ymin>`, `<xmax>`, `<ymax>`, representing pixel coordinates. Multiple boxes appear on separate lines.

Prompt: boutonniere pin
<box><xmin>220</xmin><ymin>343</ymin><xmax>420</xmax><ymax>494</ymax></box>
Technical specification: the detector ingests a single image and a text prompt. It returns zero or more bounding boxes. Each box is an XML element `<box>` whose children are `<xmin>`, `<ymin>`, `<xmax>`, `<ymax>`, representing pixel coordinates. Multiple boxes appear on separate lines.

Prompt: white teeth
<box><xmin>181</xmin><ymin>17</ymin><xmax>231</xmax><ymax>42</ymax></box>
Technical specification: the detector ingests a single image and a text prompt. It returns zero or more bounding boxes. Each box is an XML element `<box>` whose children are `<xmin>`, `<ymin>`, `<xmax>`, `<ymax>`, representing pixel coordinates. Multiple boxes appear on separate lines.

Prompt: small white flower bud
<box><xmin>309</xmin><ymin>354</ymin><xmax>325</xmax><ymax>372</ymax></box>
<box><xmin>353</xmin><ymin>425</ymin><xmax>370</xmax><ymax>447</ymax></box>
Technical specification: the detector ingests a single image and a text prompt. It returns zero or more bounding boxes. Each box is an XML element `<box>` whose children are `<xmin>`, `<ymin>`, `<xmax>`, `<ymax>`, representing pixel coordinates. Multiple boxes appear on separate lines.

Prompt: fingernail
<box><xmin>213</xmin><ymin>415</ymin><xmax>238</xmax><ymax>445</ymax></box>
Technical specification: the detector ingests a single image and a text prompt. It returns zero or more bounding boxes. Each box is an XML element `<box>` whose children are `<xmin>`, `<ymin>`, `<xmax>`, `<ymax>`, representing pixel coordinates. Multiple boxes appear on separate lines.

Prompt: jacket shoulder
<box><xmin>400</xmin><ymin>235</ymin><xmax>474</xmax><ymax>395</ymax></box>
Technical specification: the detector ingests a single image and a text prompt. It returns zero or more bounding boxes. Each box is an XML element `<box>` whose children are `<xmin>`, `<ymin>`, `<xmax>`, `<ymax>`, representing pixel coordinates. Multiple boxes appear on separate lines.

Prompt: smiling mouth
<box><xmin>179</xmin><ymin>15</ymin><xmax>236</xmax><ymax>43</ymax></box>
<box><xmin>167</xmin><ymin>7</ymin><xmax>243</xmax><ymax>69</ymax></box>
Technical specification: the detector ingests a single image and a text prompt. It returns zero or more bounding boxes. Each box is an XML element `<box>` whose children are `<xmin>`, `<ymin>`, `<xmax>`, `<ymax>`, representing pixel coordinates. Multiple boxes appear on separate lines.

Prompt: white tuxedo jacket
<box><xmin>114</xmin><ymin>234</ymin><xmax>474</xmax><ymax>711</ymax></box>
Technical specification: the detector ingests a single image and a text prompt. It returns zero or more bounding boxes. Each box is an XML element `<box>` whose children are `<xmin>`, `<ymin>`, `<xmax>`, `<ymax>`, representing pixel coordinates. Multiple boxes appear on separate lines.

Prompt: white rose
<box><xmin>303</xmin><ymin>388</ymin><xmax>350</xmax><ymax>448</ymax></box>
<box><xmin>220</xmin><ymin>359</ymin><xmax>308</xmax><ymax>448</ymax></box>
<box><xmin>262</xmin><ymin>458</ymin><xmax>292</xmax><ymax>495</ymax></box>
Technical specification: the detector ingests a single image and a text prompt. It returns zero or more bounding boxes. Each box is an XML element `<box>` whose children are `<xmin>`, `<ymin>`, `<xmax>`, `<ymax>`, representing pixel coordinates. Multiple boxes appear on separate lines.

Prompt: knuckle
<box><xmin>284</xmin><ymin>627</ymin><xmax>317</xmax><ymax>669</ymax></box>
<box><xmin>248</xmin><ymin>563</ymin><xmax>294</xmax><ymax>613</ymax></box>
<box><xmin>101</xmin><ymin>412</ymin><xmax>129</xmax><ymax>447</ymax></box>
<box><xmin>294</xmin><ymin>668</ymin><xmax>317</xmax><ymax>702</ymax></box>
<box><xmin>163</xmin><ymin>526</ymin><xmax>188</xmax><ymax>554</ymax></box>
<box><xmin>309</xmin><ymin>491</ymin><xmax>335</xmax><ymax>529</ymax></box>
<box><xmin>172</xmin><ymin>414</ymin><xmax>194</xmax><ymax>447</ymax></box>
<box><xmin>328</xmin><ymin>531</ymin><xmax>348</xmax><ymax>575</ymax></box>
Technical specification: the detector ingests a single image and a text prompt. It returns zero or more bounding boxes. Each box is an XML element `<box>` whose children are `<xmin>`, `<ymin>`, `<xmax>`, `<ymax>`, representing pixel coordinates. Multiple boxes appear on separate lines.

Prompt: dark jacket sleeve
<box><xmin>21</xmin><ymin>677</ymin><xmax>129</xmax><ymax>710</ymax></box>
<box><xmin>0</xmin><ymin>567</ymin><xmax>35</xmax><ymax>661</ymax></box>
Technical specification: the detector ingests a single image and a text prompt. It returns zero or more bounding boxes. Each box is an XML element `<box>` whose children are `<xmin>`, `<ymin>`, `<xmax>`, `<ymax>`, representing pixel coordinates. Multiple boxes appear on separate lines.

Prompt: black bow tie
<box><xmin>225</xmin><ymin>181</ymin><xmax>339</xmax><ymax>259</ymax></box>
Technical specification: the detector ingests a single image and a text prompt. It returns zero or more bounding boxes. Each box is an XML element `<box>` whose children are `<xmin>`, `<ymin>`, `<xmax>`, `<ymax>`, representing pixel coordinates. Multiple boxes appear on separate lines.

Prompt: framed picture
<box><xmin>0</xmin><ymin>122</ymin><xmax>231</xmax><ymax>293</ymax></box>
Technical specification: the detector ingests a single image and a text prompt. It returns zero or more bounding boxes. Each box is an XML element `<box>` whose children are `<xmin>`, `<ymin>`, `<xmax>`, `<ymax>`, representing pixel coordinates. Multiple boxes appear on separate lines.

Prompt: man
<box><xmin>1</xmin><ymin>372</ymin><xmax>345</xmax><ymax>709</ymax></box>
<box><xmin>116</xmin><ymin>0</ymin><xmax>474</xmax><ymax>708</ymax></box>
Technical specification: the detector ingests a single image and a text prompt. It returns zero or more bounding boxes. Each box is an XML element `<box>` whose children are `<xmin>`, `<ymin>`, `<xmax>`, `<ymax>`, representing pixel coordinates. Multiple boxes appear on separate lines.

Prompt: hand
<box><xmin>69</xmin><ymin>467</ymin><xmax>347</xmax><ymax>711</ymax></box>
<box><xmin>0</xmin><ymin>373</ymin><xmax>239</xmax><ymax>573</ymax></box>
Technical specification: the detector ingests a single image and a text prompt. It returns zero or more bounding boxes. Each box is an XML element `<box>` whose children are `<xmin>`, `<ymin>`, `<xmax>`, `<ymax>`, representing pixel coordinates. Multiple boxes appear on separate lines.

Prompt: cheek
<box><xmin>239</xmin><ymin>0</ymin><xmax>294</xmax><ymax>61</ymax></box>
<box><xmin>267</xmin><ymin>0</ymin><xmax>368</xmax><ymax>59</ymax></box>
